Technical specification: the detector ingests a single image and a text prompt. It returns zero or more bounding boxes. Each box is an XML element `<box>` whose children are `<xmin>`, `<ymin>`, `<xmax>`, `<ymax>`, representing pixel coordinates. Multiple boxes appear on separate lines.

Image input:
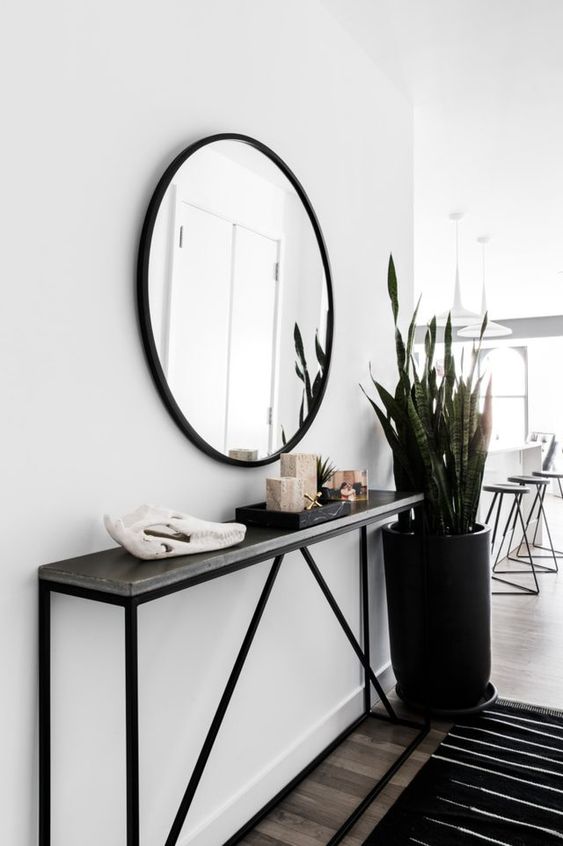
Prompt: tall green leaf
<box><xmin>388</xmin><ymin>254</ymin><xmax>399</xmax><ymax>324</ymax></box>
<box><xmin>315</xmin><ymin>331</ymin><xmax>327</xmax><ymax>369</ymax></box>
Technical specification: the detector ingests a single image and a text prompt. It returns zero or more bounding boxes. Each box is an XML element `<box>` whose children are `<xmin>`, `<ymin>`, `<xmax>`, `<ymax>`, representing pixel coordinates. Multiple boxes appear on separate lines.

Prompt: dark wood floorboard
<box><xmin>240</xmin><ymin>494</ymin><xmax>563</xmax><ymax>845</ymax></box>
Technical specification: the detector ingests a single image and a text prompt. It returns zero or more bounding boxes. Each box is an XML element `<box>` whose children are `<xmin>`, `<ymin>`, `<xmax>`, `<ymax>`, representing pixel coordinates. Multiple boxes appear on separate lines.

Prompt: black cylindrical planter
<box><xmin>383</xmin><ymin>523</ymin><xmax>492</xmax><ymax>711</ymax></box>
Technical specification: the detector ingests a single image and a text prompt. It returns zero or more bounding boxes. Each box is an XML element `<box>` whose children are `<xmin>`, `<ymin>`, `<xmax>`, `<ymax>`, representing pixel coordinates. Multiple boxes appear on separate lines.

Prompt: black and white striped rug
<box><xmin>364</xmin><ymin>699</ymin><xmax>563</xmax><ymax>845</ymax></box>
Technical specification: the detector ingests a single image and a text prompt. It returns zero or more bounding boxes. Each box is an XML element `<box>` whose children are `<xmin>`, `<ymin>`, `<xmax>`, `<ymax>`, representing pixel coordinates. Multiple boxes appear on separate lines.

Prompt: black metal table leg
<box><xmin>360</xmin><ymin>526</ymin><xmax>371</xmax><ymax>714</ymax></box>
<box><xmin>38</xmin><ymin>581</ymin><xmax>51</xmax><ymax>846</ymax></box>
<box><xmin>125</xmin><ymin>600</ymin><xmax>140</xmax><ymax>846</ymax></box>
<box><xmin>325</xmin><ymin>727</ymin><xmax>430</xmax><ymax>845</ymax></box>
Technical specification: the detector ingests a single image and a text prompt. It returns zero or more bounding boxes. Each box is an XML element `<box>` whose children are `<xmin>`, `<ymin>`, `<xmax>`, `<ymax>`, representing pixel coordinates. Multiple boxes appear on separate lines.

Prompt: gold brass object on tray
<box><xmin>304</xmin><ymin>492</ymin><xmax>322</xmax><ymax>510</ymax></box>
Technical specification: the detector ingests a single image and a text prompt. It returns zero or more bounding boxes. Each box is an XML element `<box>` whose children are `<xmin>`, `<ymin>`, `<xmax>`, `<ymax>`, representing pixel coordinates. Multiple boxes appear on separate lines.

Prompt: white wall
<box><xmin>0</xmin><ymin>1</ymin><xmax>413</xmax><ymax>844</ymax></box>
<box><xmin>527</xmin><ymin>338</ymin><xmax>563</xmax><ymax>442</ymax></box>
<box><xmin>393</xmin><ymin>0</ymin><xmax>563</xmax><ymax>323</ymax></box>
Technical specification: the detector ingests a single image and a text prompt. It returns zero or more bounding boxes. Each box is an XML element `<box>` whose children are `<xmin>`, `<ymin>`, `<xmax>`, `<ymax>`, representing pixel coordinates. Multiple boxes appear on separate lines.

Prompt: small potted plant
<box><xmin>317</xmin><ymin>455</ymin><xmax>337</xmax><ymax>502</ymax></box>
<box><xmin>363</xmin><ymin>256</ymin><xmax>495</xmax><ymax>713</ymax></box>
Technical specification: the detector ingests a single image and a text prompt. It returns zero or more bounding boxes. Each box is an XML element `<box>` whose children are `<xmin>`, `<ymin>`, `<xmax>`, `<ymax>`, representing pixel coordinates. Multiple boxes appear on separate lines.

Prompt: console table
<box><xmin>38</xmin><ymin>490</ymin><xmax>428</xmax><ymax>846</ymax></box>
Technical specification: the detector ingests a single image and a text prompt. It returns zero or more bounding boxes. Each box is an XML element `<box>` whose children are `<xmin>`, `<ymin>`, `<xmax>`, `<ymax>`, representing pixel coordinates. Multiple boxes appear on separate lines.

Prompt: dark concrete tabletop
<box><xmin>38</xmin><ymin>490</ymin><xmax>422</xmax><ymax>599</ymax></box>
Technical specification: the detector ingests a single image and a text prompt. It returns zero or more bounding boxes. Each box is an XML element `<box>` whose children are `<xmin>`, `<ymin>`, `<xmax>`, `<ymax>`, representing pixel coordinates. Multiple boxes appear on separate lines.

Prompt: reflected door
<box><xmin>227</xmin><ymin>226</ymin><xmax>280</xmax><ymax>455</ymax></box>
<box><xmin>167</xmin><ymin>200</ymin><xmax>280</xmax><ymax>455</ymax></box>
<box><xmin>167</xmin><ymin>203</ymin><xmax>232</xmax><ymax>452</ymax></box>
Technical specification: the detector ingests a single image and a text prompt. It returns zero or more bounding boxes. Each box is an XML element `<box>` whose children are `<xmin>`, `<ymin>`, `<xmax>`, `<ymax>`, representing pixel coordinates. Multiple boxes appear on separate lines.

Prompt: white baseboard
<box><xmin>180</xmin><ymin>660</ymin><xmax>394</xmax><ymax>845</ymax></box>
<box><xmin>373</xmin><ymin>659</ymin><xmax>395</xmax><ymax>704</ymax></box>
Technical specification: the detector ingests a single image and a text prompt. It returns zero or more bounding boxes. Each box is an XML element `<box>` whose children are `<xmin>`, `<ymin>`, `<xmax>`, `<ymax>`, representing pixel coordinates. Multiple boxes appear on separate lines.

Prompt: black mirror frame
<box><xmin>137</xmin><ymin>133</ymin><xmax>334</xmax><ymax>467</ymax></box>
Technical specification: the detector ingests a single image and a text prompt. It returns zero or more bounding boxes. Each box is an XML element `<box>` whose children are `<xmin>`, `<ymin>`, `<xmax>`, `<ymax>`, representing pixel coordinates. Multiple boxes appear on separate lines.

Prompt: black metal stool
<box><xmin>533</xmin><ymin>469</ymin><xmax>563</xmax><ymax>498</ymax></box>
<box><xmin>508</xmin><ymin>474</ymin><xmax>560</xmax><ymax>573</ymax></box>
<box><xmin>483</xmin><ymin>483</ymin><xmax>539</xmax><ymax>595</ymax></box>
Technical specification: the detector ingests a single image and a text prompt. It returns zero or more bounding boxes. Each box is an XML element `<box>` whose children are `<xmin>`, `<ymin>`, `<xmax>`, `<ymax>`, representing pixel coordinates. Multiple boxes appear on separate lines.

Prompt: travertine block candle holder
<box><xmin>228</xmin><ymin>448</ymin><xmax>258</xmax><ymax>461</ymax></box>
<box><xmin>280</xmin><ymin>453</ymin><xmax>317</xmax><ymax>504</ymax></box>
<box><xmin>266</xmin><ymin>477</ymin><xmax>304</xmax><ymax>513</ymax></box>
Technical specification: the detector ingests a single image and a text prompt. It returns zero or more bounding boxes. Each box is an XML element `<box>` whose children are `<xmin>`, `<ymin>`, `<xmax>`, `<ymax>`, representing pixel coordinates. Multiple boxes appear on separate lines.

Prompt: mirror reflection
<box><xmin>144</xmin><ymin>137</ymin><xmax>332</xmax><ymax>463</ymax></box>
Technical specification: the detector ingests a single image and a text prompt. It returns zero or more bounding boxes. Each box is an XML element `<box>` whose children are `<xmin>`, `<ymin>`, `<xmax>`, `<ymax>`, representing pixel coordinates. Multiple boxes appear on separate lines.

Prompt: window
<box><xmin>479</xmin><ymin>346</ymin><xmax>528</xmax><ymax>444</ymax></box>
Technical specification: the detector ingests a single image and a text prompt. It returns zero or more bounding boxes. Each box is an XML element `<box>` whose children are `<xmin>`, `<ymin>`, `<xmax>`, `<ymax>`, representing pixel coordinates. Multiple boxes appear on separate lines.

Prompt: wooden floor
<box><xmin>491</xmin><ymin>492</ymin><xmax>563</xmax><ymax>709</ymax></box>
<box><xmin>241</xmin><ymin>494</ymin><xmax>563</xmax><ymax>845</ymax></box>
<box><xmin>240</xmin><ymin>709</ymin><xmax>449</xmax><ymax>846</ymax></box>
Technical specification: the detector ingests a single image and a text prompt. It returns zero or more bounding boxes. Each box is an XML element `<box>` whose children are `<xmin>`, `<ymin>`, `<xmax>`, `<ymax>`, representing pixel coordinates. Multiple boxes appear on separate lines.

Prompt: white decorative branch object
<box><xmin>104</xmin><ymin>505</ymin><xmax>246</xmax><ymax>560</ymax></box>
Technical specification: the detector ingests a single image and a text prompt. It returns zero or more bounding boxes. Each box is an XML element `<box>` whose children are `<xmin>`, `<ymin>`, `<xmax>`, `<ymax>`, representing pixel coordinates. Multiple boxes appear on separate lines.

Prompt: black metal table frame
<box><xmin>39</xmin><ymin>501</ymin><xmax>430</xmax><ymax>846</ymax></box>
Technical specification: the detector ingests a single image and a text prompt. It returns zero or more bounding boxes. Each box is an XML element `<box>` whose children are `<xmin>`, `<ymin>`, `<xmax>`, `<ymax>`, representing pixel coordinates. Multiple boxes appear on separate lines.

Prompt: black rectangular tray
<box><xmin>235</xmin><ymin>500</ymin><xmax>351</xmax><ymax>529</ymax></box>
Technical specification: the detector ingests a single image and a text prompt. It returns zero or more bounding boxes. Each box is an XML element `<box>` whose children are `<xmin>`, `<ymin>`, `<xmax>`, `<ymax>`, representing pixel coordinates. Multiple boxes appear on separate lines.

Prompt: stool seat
<box><xmin>484</xmin><ymin>483</ymin><xmax>529</xmax><ymax>494</ymax></box>
<box><xmin>532</xmin><ymin>469</ymin><xmax>563</xmax><ymax>500</ymax></box>
<box><xmin>508</xmin><ymin>475</ymin><xmax>550</xmax><ymax>485</ymax></box>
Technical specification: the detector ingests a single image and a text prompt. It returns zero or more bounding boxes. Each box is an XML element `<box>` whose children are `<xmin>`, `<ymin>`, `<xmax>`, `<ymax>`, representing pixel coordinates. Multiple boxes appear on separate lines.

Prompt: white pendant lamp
<box><xmin>436</xmin><ymin>212</ymin><xmax>482</xmax><ymax>327</ymax></box>
<box><xmin>458</xmin><ymin>237</ymin><xmax>512</xmax><ymax>339</ymax></box>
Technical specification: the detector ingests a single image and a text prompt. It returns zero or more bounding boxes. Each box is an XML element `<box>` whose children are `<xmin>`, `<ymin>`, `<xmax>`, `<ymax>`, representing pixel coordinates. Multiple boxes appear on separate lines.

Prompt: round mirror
<box><xmin>138</xmin><ymin>134</ymin><xmax>333</xmax><ymax>465</ymax></box>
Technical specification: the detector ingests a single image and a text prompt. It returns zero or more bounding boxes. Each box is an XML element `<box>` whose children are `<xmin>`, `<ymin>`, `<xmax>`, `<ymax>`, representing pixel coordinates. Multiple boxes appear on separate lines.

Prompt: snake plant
<box><xmin>362</xmin><ymin>255</ymin><xmax>493</xmax><ymax>535</ymax></box>
<box><xmin>294</xmin><ymin>322</ymin><xmax>326</xmax><ymax>426</ymax></box>
<box><xmin>281</xmin><ymin>323</ymin><xmax>326</xmax><ymax>445</ymax></box>
<box><xmin>317</xmin><ymin>455</ymin><xmax>337</xmax><ymax>489</ymax></box>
